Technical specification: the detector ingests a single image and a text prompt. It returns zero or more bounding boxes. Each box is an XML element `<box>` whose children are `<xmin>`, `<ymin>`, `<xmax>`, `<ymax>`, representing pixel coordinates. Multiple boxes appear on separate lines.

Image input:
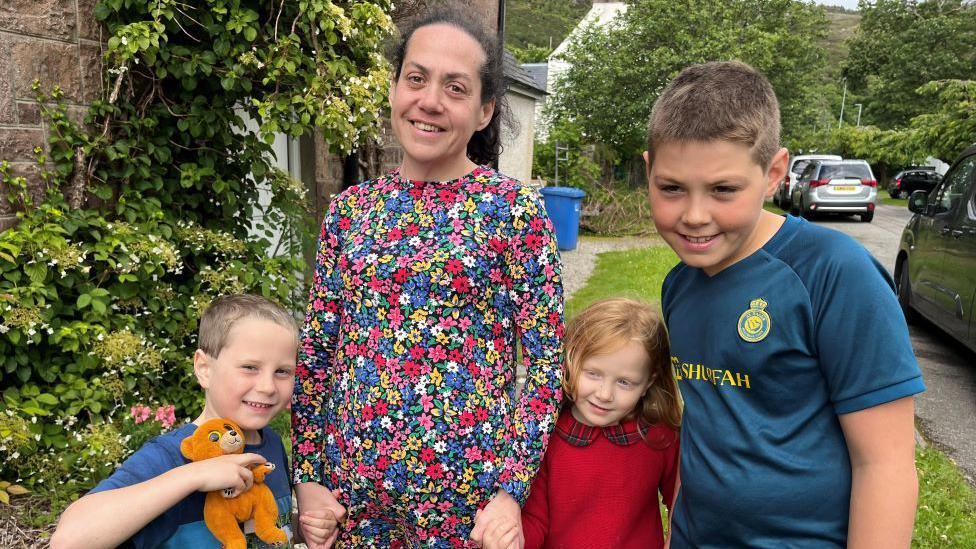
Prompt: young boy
<box><xmin>645</xmin><ymin>61</ymin><xmax>925</xmax><ymax>547</ymax></box>
<box><xmin>52</xmin><ymin>294</ymin><xmax>325</xmax><ymax>548</ymax></box>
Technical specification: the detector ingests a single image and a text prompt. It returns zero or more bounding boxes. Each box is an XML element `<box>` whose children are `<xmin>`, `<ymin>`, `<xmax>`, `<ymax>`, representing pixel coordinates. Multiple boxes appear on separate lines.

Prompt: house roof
<box><xmin>503</xmin><ymin>49</ymin><xmax>547</xmax><ymax>98</ymax></box>
<box><xmin>551</xmin><ymin>2</ymin><xmax>628</xmax><ymax>58</ymax></box>
<box><xmin>521</xmin><ymin>63</ymin><xmax>548</xmax><ymax>93</ymax></box>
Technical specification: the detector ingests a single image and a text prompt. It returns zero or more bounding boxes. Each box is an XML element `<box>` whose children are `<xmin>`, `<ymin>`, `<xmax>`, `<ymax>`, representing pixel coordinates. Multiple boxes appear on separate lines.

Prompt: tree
<box><xmin>807</xmin><ymin>79</ymin><xmax>976</xmax><ymax>169</ymax></box>
<box><xmin>547</xmin><ymin>0</ymin><xmax>828</xmax><ymax>159</ymax></box>
<box><xmin>843</xmin><ymin>0</ymin><xmax>976</xmax><ymax>128</ymax></box>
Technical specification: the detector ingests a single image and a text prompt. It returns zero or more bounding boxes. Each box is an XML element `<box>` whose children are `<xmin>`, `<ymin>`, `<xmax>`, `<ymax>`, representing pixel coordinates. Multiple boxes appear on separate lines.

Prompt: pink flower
<box><xmin>155</xmin><ymin>405</ymin><xmax>176</xmax><ymax>429</ymax></box>
<box><xmin>130</xmin><ymin>405</ymin><xmax>151</xmax><ymax>424</ymax></box>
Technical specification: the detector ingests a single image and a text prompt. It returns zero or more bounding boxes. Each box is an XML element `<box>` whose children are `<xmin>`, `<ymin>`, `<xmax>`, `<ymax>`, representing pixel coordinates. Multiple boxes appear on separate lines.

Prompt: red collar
<box><xmin>554</xmin><ymin>408</ymin><xmax>652</xmax><ymax>447</ymax></box>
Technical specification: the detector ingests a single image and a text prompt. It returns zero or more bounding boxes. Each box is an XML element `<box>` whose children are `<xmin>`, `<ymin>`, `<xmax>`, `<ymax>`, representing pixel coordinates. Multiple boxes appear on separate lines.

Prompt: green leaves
<box><xmin>0</xmin><ymin>0</ymin><xmax>396</xmax><ymax>501</ymax></box>
<box><xmin>548</xmin><ymin>0</ymin><xmax>829</xmax><ymax>159</ymax></box>
<box><xmin>843</xmin><ymin>0</ymin><xmax>976</xmax><ymax>128</ymax></box>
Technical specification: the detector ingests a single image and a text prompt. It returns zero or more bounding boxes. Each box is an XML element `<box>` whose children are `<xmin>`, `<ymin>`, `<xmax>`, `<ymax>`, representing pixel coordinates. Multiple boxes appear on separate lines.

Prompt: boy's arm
<box><xmin>839</xmin><ymin>396</ymin><xmax>918</xmax><ymax>549</ymax></box>
<box><xmin>51</xmin><ymin>453</ymin><xmax>267</xmax><ymax>549</ymax></box>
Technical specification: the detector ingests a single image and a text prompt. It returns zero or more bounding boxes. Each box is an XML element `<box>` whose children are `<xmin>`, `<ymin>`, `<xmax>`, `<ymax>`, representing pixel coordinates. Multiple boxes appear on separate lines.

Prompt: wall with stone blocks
<box><xmin>0</xmin><ymin>0</ymin><xmax>104</xmax><ymax>230</ymax></box>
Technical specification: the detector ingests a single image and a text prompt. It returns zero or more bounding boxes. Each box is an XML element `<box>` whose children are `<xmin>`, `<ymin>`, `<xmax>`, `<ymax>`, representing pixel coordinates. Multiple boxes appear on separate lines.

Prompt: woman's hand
<box><xmin>470</xmin><ymin>490</ymin><xmax>523</xmax><ymax>549</ymax></box>
<box><xmin>295</xmin><ymin>482</ymin><xmax>346</xmax><ymax>549</ymax></box>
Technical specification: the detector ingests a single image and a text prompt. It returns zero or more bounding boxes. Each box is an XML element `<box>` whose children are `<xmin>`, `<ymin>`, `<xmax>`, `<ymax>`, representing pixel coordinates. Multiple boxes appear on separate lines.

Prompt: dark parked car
<box><xmin>896</xmin><ymin>144</ymin><xmax>976</xmax><ymax>353</ymax></box>
<box><xmin>889</xmin><ymin>168</ymin><xmax>942</xmax><ymax>199</ymax></box>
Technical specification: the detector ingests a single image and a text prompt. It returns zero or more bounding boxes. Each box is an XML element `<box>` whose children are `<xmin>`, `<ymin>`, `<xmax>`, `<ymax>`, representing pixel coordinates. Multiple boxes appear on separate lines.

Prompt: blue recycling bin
<box><xmin>539</xmin><ymin>186</ymin><xmax>586</xmax><ymax>251</ymax></box>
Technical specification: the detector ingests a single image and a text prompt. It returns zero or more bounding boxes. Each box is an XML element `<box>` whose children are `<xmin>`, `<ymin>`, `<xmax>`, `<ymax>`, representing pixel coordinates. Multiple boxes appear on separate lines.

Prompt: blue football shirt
<box><xmin>663</xmin><ymin>215</ymin><xmax>924</xmax><ymax>547</ymax></box>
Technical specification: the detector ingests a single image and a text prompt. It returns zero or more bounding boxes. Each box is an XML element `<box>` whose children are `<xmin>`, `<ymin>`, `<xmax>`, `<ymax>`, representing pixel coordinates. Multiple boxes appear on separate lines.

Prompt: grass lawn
<box><xmin>883</xmin><ymin>196</ymin><xmax>910</xmax><ymax>208</ymax></box>
<box><xmin>763</xmin><ymin>201</ymin><xmax>787</xmax><ymax>216</ymax></box>
<box><xmin>567</xmin><ymin>244</ymin><xmax>976</xmax><ymax>547</ymax></box>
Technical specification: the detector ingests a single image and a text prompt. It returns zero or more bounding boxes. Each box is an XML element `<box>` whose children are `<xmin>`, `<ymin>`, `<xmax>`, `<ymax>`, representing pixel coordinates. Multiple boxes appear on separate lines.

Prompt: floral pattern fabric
<box><xmin>292</xmin><ymin>167</ymin><xmax>564</xmax><ymax>547</ymax></box>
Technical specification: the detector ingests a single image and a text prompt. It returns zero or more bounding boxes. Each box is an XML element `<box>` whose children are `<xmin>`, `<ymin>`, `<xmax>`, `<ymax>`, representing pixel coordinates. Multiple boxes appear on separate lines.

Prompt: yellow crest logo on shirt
<box><xmin>737</xmin><ymin>298</ymin><xmax>771</xmax><ymax>343</ymax></box>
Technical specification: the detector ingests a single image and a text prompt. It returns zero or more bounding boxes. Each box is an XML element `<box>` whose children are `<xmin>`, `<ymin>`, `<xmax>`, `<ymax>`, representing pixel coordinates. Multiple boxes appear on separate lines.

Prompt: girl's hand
<box><xmin>295</xmin><ymin>482</ymin><xmax>346</xmax><ymax>549</ymax></box>
<box><xmin>470</xmin><ymin>490</ymin><xmax>523</xmax><ymax>549</ymax></box>
<box><xmin>480</xmin><ymin>517</ymin><xmax>521</xmax><ymax>549</ymax></box>
<box><xmin>299</xmin><ymin>508</ymin><xmax>339</xmax><ymax>547</ymax></box>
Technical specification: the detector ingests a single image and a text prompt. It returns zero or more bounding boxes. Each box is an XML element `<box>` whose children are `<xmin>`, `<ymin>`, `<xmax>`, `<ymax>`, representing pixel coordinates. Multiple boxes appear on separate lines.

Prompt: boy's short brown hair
<box><xmin>647</xmin><ymin>60</ymin><xmax>780</xmax><ymax>169</ymax></box>
<box><xmin>198</xmin><ymin>294</ymin><xmax>297</xmax><ymax>357</ymax></box>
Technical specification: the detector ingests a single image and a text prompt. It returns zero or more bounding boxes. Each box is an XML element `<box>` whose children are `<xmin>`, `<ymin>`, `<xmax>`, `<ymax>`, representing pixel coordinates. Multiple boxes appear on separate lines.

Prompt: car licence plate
<box><xmin>833</xmin><ymin>185</ymin><xmax>857</xmax><ymax>192</ymax></box>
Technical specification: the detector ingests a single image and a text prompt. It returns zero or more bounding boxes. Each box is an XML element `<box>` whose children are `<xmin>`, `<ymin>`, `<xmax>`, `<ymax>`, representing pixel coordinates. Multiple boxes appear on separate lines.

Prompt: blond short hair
<box><xmin>647</xmin><ymin>60</ymin><xmax>780</xmax><ymax>169</ymax></box>
<box><xmin>198</xmin><ymin>294</ymin><xmax>297</xmax><ymax>357</ymax></box>
<box><xmin>563</xmin><ymin>298</ymin><xmax>681</xmax><ymax>431</ymax></box>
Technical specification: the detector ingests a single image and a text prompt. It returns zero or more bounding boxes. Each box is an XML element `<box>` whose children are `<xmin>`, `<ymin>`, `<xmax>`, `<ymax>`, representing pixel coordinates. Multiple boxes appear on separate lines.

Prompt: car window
<box><xmin>928</xmin><ymin>155</ymin><xmax>976</xmax><ymax>216</ymax></box>
<box><xmin>800</xmin><ymin>162</ymin><xmax>819</xmax><ymax>180</ymax></box>
<box><xmin>792</xmin><ymin>160</ymin><xmax>812</xmax><ymax>175</ymax></box>
<box><xmin>969</xmin><ymin>188</ymin><xmax>976</xmax><ymax>221</ymax></box>
<box><xmin>820</xmin><ymin>163</ymin><xmax>872</xmax><ymax>180</ymax></box>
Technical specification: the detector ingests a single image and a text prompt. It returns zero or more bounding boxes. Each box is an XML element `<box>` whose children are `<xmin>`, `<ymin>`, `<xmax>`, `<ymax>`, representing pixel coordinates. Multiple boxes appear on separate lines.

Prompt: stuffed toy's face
<box><xmin>181</xmin><ymin>418</ymin><xmax>246</xmax><ymax>461</ymax></box>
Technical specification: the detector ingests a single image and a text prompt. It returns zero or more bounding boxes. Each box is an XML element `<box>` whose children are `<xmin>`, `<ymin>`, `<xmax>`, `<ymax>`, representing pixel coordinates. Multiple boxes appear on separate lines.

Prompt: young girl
<box><xmin>291</xmin><ymin>8</ymin><xmax>564</xmax><ymax>549</ymax></box>
<box><xmin>514</xmin><ymin>298</ymin><xmax>681</xmax><ymax>549</ymax></box>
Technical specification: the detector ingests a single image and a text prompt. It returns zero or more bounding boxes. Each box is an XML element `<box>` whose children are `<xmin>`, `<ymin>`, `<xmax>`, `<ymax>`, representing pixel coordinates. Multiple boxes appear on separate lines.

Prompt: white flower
<box><xmin>120</xmin><ymin>36</ymin><xmax>128</xmax><ymax>45</ymax></box>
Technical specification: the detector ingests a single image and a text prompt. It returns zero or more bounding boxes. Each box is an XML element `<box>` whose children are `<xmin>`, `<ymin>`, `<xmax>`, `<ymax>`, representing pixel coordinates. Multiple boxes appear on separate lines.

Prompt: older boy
<box><xmin>52</xmin><ymin>294</ymin><xmax>325</xmax><ymax>548</ymax></box>
<box><xmin>646</xmin><ymin>61</ymin><xmax>924</xmax><ymax>547</ymax></box>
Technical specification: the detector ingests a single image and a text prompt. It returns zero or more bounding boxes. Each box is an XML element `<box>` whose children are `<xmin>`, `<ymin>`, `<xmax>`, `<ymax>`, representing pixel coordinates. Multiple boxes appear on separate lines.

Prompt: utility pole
<box><xmin>838</xmin><ymin>80</ymin><xmax>847</xmax><ymax>128</ymax></box>
<box><xmin>854</xmin><ymin>103</ymin><xmax>863</xmax><ymax>127</ymax></box>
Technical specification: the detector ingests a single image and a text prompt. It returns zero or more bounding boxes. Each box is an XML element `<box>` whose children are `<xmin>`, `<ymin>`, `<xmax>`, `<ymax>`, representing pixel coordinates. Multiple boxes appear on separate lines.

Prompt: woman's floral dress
<box><xmin>292</xmin><ymin>166</ymin><xmax>564</xmax><ymax>548</ymax></box>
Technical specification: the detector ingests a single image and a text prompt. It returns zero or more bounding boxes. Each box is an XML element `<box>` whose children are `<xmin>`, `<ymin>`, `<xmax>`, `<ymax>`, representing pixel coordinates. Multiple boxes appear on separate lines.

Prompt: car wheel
<box><xmin>789</xmin><ymin>199</ymin><xmax>799</xmax><ymax>216</ymax></box>
<box><xmin>860</xmin><ymin>211</ymin><xmax>873</xmax><ymax>222</ymax></box>
<box><xmin>897</xmin><ymin>264</ymin><xmax>916</xmax><ymax>324</ymax></box>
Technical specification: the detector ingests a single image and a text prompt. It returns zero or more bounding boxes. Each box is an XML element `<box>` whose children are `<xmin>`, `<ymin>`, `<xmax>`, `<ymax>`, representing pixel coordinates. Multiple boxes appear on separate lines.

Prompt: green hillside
<box><xmin>822</xmin><ymin>8</ymin><xmax>861</xmax><ymax>78</ymax></box>
<box><xmin>505</xmin><ymin>0</ymin><xmax>591</xmax><ymax>61</ymax></box>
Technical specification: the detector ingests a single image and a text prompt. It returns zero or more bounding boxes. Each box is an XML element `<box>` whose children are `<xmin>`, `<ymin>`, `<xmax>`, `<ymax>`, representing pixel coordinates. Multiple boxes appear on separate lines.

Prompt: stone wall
<box><xmin>0</xmin><ymin>0</ymin><xmax>104</xmax><ymax>230</ymax></box>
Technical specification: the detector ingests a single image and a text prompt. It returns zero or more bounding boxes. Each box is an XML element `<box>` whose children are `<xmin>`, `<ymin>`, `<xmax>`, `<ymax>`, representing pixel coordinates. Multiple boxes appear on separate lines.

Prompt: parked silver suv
<box><xmin>790</xmin><ymin>159</ymin><xmax>878</xmax><ymax>222</ymax></box>
<box><xmin>773</xmin><ymin>154</ymin><xmax>842</xmax><ymax>209</ymax></box>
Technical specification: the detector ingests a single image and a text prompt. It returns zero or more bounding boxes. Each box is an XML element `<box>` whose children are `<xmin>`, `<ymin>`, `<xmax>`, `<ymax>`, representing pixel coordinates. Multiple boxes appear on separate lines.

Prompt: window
<box><xmin>929</xmin><ymin>156</ymin><xmax>976</xmax><ymax>216</ymax></box>
<box><xmin>792</xmin><ymin>160</ymin><xmax>812</xmax><ymax>176</ymax></box>
<box><xmin>820</xmin><ymin>163</ymin><xmax>872</xmax><ymax>180</ymax></box>
<box><xmin>800</xmin><ymin>162</ymin><xmax>819</xmax><ymax>181</ymax></box>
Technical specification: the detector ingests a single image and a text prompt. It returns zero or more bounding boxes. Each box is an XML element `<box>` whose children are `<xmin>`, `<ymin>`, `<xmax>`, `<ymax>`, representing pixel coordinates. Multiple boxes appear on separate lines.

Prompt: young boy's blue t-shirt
<box><xmin>90</xmin><ymin>423</ymin><xmax>293</xmax><ymax>549</ymax></box>
<box><xmin>663</xmin><ymin>215</ymin><xmax>925</xmax><ymax>548</ymax></box>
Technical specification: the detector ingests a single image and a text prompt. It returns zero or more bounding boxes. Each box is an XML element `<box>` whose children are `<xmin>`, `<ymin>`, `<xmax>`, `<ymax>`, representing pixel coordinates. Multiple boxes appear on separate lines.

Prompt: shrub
<box><xmin>0</xmin><ymin>0</ymin><xmax>394</xmax><ymax>512</ymax></box>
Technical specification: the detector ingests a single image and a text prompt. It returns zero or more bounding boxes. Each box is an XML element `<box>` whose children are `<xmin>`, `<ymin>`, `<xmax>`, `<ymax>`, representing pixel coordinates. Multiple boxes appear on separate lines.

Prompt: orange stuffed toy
<box><xmin>180</xmin><ymin>418</ymin><xmax>288</xmax><ymax>549</ymax></box>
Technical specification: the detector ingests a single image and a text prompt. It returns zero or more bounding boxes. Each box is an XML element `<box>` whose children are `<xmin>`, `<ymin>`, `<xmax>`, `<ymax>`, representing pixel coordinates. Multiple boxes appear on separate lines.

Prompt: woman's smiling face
<box><xmin>390</xmin><ymin>23</ymin><xmax>494</xmax><ymax>182</ymax></box>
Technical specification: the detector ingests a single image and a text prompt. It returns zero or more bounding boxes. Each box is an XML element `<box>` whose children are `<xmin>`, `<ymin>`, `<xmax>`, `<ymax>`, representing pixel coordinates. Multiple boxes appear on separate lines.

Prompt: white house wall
<box><xmin>499</xmin><ymin>90</ymin><xmax>538</xmax><ymax>183</ymax></box>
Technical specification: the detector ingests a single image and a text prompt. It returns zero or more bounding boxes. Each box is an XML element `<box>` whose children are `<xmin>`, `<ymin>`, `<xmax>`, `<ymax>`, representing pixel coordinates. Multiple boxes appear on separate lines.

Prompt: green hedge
<box><xmin>0</xmin><ymin>0</ymin><xmax>393</xmax><ymax>511</ymax></box>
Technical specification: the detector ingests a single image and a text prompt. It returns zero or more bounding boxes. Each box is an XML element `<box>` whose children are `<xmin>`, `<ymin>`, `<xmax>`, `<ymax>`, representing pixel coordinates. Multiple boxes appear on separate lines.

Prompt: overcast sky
<box><xmin>813</xmin><ymin>0</ymin><xmax>860</xmax><ymax>10</ymax></box>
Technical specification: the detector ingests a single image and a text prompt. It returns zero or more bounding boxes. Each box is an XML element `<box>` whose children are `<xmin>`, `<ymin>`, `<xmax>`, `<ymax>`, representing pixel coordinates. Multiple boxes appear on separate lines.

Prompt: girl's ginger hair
<box><xmin>563</xmin><ymin>298</ymin><xmax>681</xmax><ymax>431</ymax></box>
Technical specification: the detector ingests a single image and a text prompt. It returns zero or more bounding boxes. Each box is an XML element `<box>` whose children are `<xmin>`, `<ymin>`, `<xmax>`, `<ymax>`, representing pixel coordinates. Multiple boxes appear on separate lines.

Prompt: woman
<box><xmin>292</xmin><ymin>9</ymin><xmax>564</xmax><ymax>548</ymax></box>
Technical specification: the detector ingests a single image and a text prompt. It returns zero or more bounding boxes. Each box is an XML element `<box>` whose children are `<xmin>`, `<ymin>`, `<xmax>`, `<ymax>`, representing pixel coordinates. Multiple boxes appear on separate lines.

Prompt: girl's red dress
<box><xmin>521</xmin><ymin>408</ymin><xmax>679</xmax><ymax>549</ymax></box>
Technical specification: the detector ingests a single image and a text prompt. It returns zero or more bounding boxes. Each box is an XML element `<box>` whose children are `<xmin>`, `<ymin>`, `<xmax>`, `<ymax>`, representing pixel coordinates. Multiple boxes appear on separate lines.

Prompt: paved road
<box><xmin>812</xmin><ymin>204</ymin><xmax>976</xmax><ymax>485</ymax></box>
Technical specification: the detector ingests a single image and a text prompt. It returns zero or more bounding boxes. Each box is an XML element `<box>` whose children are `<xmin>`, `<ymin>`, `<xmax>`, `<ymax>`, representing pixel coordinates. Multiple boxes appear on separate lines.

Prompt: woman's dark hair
<box><xmin>391</xmin><ymin>8</ymin><xmax>512</xmax><ymax>166</ymax></box>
